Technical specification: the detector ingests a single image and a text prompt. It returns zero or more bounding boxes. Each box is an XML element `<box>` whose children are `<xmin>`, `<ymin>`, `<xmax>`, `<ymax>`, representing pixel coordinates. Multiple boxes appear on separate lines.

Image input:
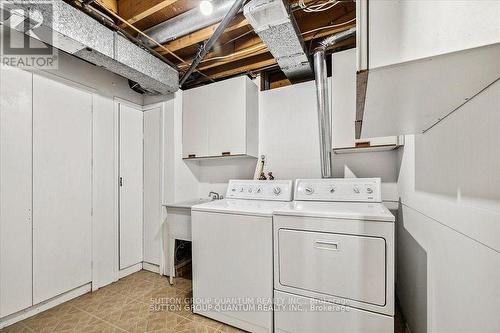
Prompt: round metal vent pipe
<box><xmin>313</xmin><ymin>27</ymin><xmax>356</xmax><ymax>178</ymax></box>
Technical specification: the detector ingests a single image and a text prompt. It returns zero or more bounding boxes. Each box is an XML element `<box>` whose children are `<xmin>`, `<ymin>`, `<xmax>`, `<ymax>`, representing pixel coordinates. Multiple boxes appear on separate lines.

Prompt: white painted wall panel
<box><xmin>398</xmin><ymin>205</ymin><xmax>500</xmax><ymax>333</ymax></box>
<box><xmin>259</xmin><ymin>81</ymin><xmax>321</xmax><ymax>180</ymax></box>
<box><xmin>0</xmin><ymin>66</ymin><xmax>33</xmax><ymax>317</ymax></box>
<box><xmin>259</xmin><ymin>80</ymin><xmax>399</xmax><ymax>202</ymax></box>
<box><xmin>32</xmin><ymin>74</ymin><xmax>92</xmax><ymax>304</ymax></box>
<box><xmin>368</xmin><ymin>0</ymin><xmax>500</xmax><ymax>68</ymax></box>
<box><xmin>332</xmin><ymin>49</ymin><xmax>356</xmax><ymax>149</ymax></box>
<box><xmin>398</xmin><ymin>81</ymin><xmax>500</xmax><ymax>251</ymax></box>
<box><xmin>397</xmin><ymin>80</ymin><xmax>500</xmax><ymax>332</ymax></box>
<box><xmin>143</xmin><ymin>106</ymin><xmax>162</xmax><ymax>265</ymax></box>
<box><xmin>92</xmin><ymin>95</ymin><xmax>117</xmax><ymax>289</ymax></box>
<box><xmin>119</xmin><ymin>103</ymin><xmax>143</xmax><ymax>269</ymax></box>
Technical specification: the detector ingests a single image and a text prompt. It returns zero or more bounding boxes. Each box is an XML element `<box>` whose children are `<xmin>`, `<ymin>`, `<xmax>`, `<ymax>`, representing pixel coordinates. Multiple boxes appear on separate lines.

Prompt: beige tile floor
<box><xmin>0</xmin><ymin>271</ymin><xmax>243</xmax><ymax>333</ymax></box>
<box><xmin>1</xmin><ymin>270</ymin><xmax>406</xmax><ymax>333</ymax></box>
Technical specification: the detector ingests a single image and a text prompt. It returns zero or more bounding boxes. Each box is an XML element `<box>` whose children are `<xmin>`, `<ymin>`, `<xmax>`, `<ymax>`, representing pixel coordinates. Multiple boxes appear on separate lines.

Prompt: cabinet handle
<box><xmin>221</xmin><ymin>152</ymin><xmax>231</xmax><ymax>156</ymax></box>
<box><xmin>315</xmin><ymin>240</ymin><xmax>339</xmax><ymax>251</ymax></box>
<box><xmin>188</xmin><ymin>154</ymin><xmax>196</xmax><ymax>158</ymax></box>
<box><xmin>119</xmin><ymin>177</ymin><xmax>123</xmax><ymax>187</ymax></box>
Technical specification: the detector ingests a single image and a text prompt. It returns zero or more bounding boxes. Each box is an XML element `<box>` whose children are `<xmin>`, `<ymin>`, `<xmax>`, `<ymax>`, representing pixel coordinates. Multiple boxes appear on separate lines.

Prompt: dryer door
<box><xmin>277</xmin><ymin>229</ymin><xmax>386</xmax><ymax>306</ymax></box>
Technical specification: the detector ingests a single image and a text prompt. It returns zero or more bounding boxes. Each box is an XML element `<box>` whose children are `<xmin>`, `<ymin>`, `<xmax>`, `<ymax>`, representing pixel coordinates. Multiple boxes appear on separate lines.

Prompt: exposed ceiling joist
<box><xmin>197</xmin><ymin>53</ymin><xmax>277</xmax><ymax>82</ymax></box>
<box><xmin>181</xmin><ymin>21</ymin><xmax>355</xmax><ymax>73</ymax></box>
<box><xmin>73</xmin><ymin>0</ymin><xmax>355</xmax><ymax>89</ymax></box>
<box><xmin>155</xmin><ymin>15</ymin><xmax>250</xmax><ymax>53</ymax></box>
<box><xmin>99</xmin><ymin>0</ymin><xmax>118</xmax><ymax>13</ymax></box>
<box><xmin>119</xmin><ymin>0</ymin><xmax>179</xmax><ymax>26</ymax></box>
<box><xmin>179</xmin><ymin>35</ymin><xmax>267</xmax><ymax>71</ymax></box>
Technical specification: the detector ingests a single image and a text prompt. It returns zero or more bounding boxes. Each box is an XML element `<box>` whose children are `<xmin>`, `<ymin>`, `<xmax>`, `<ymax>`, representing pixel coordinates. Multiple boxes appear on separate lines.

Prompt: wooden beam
<box><xmin>155</xmin><ymin>15</ymin><xmax>249</xmax><ymax>53</ymax></box>
<box><xmin>99</xmin><ymin>0</ymin><xmax>118</xmax><ymax>13</ymax></box>
<box><xmin>179</xmin><ymin>35</ymin><xmax>267</xmax><ymax>71</ymax></box>
<box><xmin>119</xmin><ymin>0</ymin><xmax>179</xmax><ymax>26</ymax></box>
<box><xmin>182</xmin><ymin>22</ymin><xmax>355</xmax><ymax>72</ymax></box>
<box><xmin>302</xmin><ymin>22</ymin><xmax>356</xmax><ymax>42</ymax></box>
<box><xmin>204</xmin><ymin>53</ymin><xmax>277</xmax><ymax>80</ymax></box>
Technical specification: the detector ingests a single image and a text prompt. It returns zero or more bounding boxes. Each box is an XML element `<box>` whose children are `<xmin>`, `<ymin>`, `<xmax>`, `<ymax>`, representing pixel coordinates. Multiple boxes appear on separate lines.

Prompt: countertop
<box><xmin>163</xmin><ymin>198</ymin><xmax>212</xmax><ymax>209</ymax></box>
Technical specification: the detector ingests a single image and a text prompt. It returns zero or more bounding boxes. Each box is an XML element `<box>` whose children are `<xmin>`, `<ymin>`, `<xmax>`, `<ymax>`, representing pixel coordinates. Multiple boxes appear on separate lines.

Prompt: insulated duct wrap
<box><xmin>244</xmin><ymin>0</ymin><xmax>313</xmax><ymax>82</ymax></box>
<box><xmin>0</xmin><ymin>1</ymin><xmax>178</xmax><ymax>94</ymax></box>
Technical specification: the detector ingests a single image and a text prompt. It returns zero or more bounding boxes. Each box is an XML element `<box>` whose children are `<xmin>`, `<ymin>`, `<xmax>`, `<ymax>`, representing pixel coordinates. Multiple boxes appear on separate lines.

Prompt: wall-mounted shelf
<box><xmin>182</xmin><ymin>154</ymin><xmax>258</xmax><ymax>161</ymax></box>
<box><xmin>333</xmin><ymin>144</ymin><xmax>401</xmax><ymax>155</ymax></box>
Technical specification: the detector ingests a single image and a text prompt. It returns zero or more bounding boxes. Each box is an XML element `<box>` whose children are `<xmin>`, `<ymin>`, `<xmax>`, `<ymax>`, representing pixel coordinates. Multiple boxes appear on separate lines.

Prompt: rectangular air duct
<box><xmin>244</xmin><ymin>0</ymin><xmax>313</xmax><ymax>82</ymax></box>
<box><xmin>0</xmin><ymin>1</ymin><xmax>178</xmax><ymax>94</ymax></box>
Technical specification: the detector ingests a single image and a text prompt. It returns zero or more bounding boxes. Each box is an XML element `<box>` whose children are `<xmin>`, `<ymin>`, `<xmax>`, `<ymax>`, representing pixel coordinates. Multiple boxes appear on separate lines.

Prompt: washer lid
<box><xmin>273</xmin><ymin>201</ymin><xmax>395</xmax><ymax>222</ymax></box>
<box><xmin>192</xmin><ymin>199</ymin><xmax>293</xmax><ymax>217</ymax></box>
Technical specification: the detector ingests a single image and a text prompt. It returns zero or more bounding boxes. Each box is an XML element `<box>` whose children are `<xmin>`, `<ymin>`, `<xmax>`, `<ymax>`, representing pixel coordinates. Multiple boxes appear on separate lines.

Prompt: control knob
<box><xmin>329</xmin><ymin>187</ymin><xmax>336</xmax><ymax>194</ymax></box>
<box><xmin>273</xmin><ymin>187</ymin><xmax>282</xmax><ymax>195</ymax></box>
<box><xmin>353</xmin><ymin>186</ymin><xmax>360</xmax><ymax>194</ymax></box>
<box><xmin>304</xmin><ymin>187</ymin><xmax>314</xmax><ymax>195</ymax></box>
<box><xmin>366</xmin><ymin>187</ymin><xmax>373</xmax><ymax>194</ymax></box>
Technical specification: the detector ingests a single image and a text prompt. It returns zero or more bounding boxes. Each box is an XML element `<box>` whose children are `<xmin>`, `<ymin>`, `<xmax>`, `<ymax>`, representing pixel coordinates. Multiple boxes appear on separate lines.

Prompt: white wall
<box><xmin>259</xmin><ymin>81</ymin><xmax>321</xmax><ymax>180</ymax></box>
<box><xmin>368</xmin><ymin>0</ymin><xmax>500</xmax><ymax>68</ymax></box>
<box><xmin>396</xmin><ymin>80</ymin><xmax>500</xmax><ymax>332</ymax></box>
<box><xmin>149</xmin><ymin>91</ymin><xmax>257</xmax><ymax>203</ymax></box>
<box><xmin>37</xmin><ymin>52</ymin><xmax>143</xmax><ymax>289</ymax></box>
<box><xmin>259</xmin><ymin>80</ymin><xmax>399</xmax><ymax>202</ymax></box>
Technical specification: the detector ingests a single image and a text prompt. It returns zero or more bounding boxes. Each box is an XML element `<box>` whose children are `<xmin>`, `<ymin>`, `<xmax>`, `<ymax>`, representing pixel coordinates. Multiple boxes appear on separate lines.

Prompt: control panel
<box><xmin>294</xmin><ymin>178</ymin><xmax>382</xmax><ymax>202</ymax></box>
<box><xmin>226</xmin><ymin>180</ymin><xmax>293</xmax><ymax>201</ymax></box>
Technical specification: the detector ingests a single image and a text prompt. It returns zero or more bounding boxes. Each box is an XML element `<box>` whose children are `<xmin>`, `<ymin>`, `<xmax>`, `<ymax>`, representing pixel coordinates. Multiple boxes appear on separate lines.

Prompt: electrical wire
<box><xmin>299</xmin><ymin>0</ymin><xmax>340</xmax><ymax>12</ymax></box>
<box><xmin>195</xmin><ymin>18</ymin><xmax>355</xmax><ymax>67</ymax></box>
<box><xmin>301</xmin><ymin>17</ymin><xmax>356</xmax><ymax>35</ymax></box>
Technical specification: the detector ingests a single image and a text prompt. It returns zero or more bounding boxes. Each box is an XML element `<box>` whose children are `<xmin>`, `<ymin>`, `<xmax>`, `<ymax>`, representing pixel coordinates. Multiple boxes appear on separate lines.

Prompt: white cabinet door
<box><xmin>119</xmin><ymin>103</ymin><xmax>143</xmax><ymax>269</ymax></box>
<box><xmin>143</xmin><ymin>107</ymin><xmax>161</xmax><ymax>265</ymax></box>
<box><xmin>0</xmin><ymin>66</ymin><xmax>33</xmax><ymax>317</ymax></box>
<box><xmin>331</xmin><ymin>49</ymin><xmax>356</xmax><ymax>149</ymax></box>
<box><xmin>182</xmin><ymin>89</ymin><xmax>208</xmax><ymax>158</ymax></box>
<box><xmin>367</xmin><ymin>0</ymin><xmax>500</xmax><ymax>69</ymax></box>
<box><xmin>206</xmin><ymin>78</ymin><xmax>246</xmax><ymax>156</ymax></box>
<box><xmin>32</xmin><ymin>74</ymin><xmax>92</xmax><ymax>304</ymax></box>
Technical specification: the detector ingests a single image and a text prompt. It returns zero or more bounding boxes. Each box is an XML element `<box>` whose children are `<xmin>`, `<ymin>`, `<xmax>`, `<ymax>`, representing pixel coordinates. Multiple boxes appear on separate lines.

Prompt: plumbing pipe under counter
<box><xmin>162</xmin><ymin>198</ymin><xmax>214</xmax><ymax>284</ymax></box>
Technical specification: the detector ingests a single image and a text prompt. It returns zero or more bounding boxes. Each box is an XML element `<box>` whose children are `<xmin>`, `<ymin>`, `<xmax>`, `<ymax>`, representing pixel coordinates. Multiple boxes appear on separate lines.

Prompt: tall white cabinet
<box><xmin>0</xmin><ymin>66</ymin><xmax>33</xmax><ymax>317</ymax></box>
<box><xmin>143</xmin><ymin>106</ymin><xmax>162</xmax><ymax>266</ymax></box>
<box><xmin>0</xmin><ymin>67</ymin><xmax>93</xmax><ymax>317</ymax></box>
<box><xmin>119</xmin><ymin>103</ymin><xmax>144</xmax><ymax>270</ymax></box>
<box><xmin>182</xmin><ymin>76</ymin><xmax>258</xmax><ymax>159</ymax></box>
<box><xmin>32</xmin><ymin>74</ymin><xmax>93</xmax><ymax>304</ymax></box>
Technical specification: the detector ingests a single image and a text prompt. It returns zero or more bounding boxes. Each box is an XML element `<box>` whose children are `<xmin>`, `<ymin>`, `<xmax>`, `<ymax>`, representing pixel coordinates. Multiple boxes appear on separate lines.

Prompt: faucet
<box><xmin>209</xmin><ymin>191</ymin><xmax>221</xmax><ymax>200</ymax></box>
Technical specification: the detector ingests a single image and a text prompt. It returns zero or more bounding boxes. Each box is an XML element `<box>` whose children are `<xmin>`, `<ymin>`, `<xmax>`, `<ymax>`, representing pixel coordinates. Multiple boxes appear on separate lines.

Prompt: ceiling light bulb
<box><xmin>200</xmin><ymin>0</ymin><xmax>213</xmax><ymax>16</ymax></box>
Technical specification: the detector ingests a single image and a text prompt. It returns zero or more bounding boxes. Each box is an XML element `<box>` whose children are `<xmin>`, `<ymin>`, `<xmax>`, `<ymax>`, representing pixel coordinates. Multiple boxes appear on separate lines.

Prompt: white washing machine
<box><xmin>273</xmin><ymin>178</ymin><xmax>395</xmax><ymax>333</ymax></box>
<box><xmin>191</xmin><ymin>179</ymin><xmax>293</xmax><ymax>333</ymax></box>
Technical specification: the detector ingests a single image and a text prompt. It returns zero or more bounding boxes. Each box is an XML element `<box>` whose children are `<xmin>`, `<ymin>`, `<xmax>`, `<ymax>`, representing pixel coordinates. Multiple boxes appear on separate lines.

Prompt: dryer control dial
<box><xmin>304</xmin><ymin>187</ymin><xmax>314</xmax><ymax>195</ymax></box>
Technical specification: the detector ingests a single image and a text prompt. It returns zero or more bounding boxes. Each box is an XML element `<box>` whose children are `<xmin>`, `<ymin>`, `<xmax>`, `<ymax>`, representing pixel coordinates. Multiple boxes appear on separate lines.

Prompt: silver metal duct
<box><xmin>0</xmin><ymin>1</ymin><xmax>178</xmax><ymax>94</ymax></box>
<box><xmin>314</xmin><ymin>27</ymin><xmax>356</xmax><ymax>178</ymax></box>
<box><xmin>140</xmin><ymin>0</ymin><xmax>238</xmax><ymax>47</ymax></box>
<box><xmin>244</xmin><ymin>0</ymin><xmax>313</xmax><ymax>82</ymax></box>
<box><xmin>313</xmin><ymin>50</ymin><xmax>332</xmax><ymax>178</ymax></box>
<box><xmin>180</xmin><ymin>0</ymin><xmax>246</xmax><ymax>86</ymax></box>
